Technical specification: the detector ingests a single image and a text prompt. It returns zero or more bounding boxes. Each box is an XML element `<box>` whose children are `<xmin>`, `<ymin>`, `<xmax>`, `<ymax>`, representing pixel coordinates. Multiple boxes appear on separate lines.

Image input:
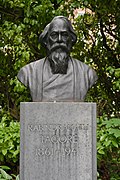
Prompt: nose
<box><xmin>58</xmin><ymin>33</ymin><xmax>62</xmax><ymax>42</ymax></box>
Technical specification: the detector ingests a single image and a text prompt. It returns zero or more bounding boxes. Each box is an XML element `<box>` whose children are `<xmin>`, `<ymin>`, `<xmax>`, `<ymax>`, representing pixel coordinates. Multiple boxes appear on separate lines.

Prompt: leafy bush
<box><xmin>97</xmin><ymin>116</ymin><xmax>120</xmax><ymax>180</ymax></box>
<box><xmin>0</xmin><ymin>166</ymin><xmax>19</xmax><ymax>180</ymax></box>
<box><xmin>0</xmin><ymin>113</ymin><xmax>20</xmax><ymax>164</ymax></box>
<box><xmin>1</xmin><ymin>0</ymin><xmax>120</xmax><ymax>178</ymax></box>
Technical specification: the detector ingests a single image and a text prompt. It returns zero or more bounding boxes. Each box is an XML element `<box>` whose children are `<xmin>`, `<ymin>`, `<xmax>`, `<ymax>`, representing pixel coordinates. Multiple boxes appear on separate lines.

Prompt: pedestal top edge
<box><xmin>20</xmin><ymin>102</ymin><xmax>96</xmax><ymax>105</ymax></box>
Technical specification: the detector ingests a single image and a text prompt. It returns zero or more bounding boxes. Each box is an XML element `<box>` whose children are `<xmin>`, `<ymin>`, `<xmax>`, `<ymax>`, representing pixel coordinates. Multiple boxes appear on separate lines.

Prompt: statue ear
<box><xmin>39</xmin><ymin>33</ymin><xmax>47</xmax><ymax>48</ymax></box>
<box><xmin>39</xmin><ymin>24</ymin><xmax>50</xmax><ymax>48</ymax></box>
<box><xmin>71</xmin><ymin>33</ymin><xmax>77</xmax><ymax>46</ymax></box>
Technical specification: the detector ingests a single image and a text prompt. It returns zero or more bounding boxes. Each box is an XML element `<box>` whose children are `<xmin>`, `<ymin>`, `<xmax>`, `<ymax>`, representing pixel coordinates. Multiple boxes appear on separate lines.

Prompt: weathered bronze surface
<box><xmin>17</xmin><ymin>16</ymin><xmax>98</xmax><ymax>102</ymax></box>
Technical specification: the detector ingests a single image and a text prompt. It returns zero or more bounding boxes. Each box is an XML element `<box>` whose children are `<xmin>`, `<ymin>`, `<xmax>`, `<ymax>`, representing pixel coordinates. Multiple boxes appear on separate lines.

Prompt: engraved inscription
<box><xmin>27</xmin><ymin>124</ymin><xmax>89</xmax><ymax>132</ymax></box>
<box><xmin>36</xmin><ymin>147</ymin><xmax>77</xmax><ymax>157</ymax></box>
<box><xmin>27</xmin><ymin>124</ymin><xmax>89</xmax><ymax>158</ymax></box>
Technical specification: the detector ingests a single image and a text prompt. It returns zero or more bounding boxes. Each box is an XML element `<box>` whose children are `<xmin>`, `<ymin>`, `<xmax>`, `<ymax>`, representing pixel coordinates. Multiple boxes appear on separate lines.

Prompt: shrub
<box><xmin>97</xmin><ymin>116</ymin><xmax>120</xmax><ymax>179</ymax></box>
<box><xmin>0</xmin><ymin>113</ymin><xmax>20</xmax><ymax>164</ymax></box>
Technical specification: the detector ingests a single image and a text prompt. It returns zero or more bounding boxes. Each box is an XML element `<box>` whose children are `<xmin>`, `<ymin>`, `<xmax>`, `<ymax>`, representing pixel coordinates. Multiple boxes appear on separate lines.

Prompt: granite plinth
<box><xmin>20</xmin><ymin>102</ymin><xmax>97</xmax><ymax>180</ymax></box>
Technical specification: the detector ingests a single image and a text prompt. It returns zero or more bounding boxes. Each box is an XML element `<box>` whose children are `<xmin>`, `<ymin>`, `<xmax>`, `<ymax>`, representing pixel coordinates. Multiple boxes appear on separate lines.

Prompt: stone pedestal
<box><xmin>20</xmin><ymin>102</ymin><xmax>97</xmax><ymax>180</ymax></box>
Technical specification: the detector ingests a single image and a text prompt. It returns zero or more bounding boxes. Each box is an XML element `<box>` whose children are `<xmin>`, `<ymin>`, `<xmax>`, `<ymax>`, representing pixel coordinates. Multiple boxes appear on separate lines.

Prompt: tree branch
<box><xmin>100</xmin><ymin>19</ymin><xmax>112</xmax><ymax>51</ymax></box>
<box><xmin>104</xmin><ymin>25</ymin><xmax>120</xmax><ymax>42</ymax></box>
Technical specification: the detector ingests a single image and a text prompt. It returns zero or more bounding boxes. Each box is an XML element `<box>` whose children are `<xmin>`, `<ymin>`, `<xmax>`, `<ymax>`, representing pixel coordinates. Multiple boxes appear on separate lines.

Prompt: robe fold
<box><xmin>17</xmin><ymin>57</ymin><xmax>98</xmax><ymax>101</ymax></box>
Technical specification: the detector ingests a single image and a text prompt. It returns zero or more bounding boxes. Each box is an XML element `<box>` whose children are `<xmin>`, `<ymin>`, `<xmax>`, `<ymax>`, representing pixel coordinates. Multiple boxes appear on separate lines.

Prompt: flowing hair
<box><xmin>39</xmin><ymin>16</ymin><xmax>77</xmax><ymax>49</ymax></box>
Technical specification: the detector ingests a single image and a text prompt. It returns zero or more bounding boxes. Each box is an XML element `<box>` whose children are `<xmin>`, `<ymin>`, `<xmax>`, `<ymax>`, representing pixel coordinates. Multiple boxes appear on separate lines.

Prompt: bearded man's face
<box><xmin>46</xmin><ymin>19</ymin><xmax>72</xmax><ymax>74</ymax></box>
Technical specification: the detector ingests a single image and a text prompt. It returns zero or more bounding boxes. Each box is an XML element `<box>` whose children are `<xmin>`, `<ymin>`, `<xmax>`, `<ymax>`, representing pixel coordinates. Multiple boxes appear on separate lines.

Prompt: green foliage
<box><xmin>1</xmin><ymin>0</ymin><xmax>120</xmax><ymax>117</ymax></box>
<box><xmin>97</xmin><ymin>116</ymin><xmax>120</xmax><ymax>179</ymax></box>
<box><xmin>0</xmin><ymin>0</ymin><xmax>120</xmax><ymax>179</ymax></box>
<box><xmin>0</xmin><ymin>0</ymin><xmax>55</xmax><ymax>115</ymax></box>
<box><xmin>0</xmin><ymin>166</ymin><xmax>19</xmax><ymax>180</ymax></box>
<box><xmin>0</xmin><ymin>113</ymin><xmax>20</xmax><ymax>163</ymax></box>
<box><xmin>68</xmin><ymin>0</ymin><xmax>120</xmax><ymax>117</ymax></box>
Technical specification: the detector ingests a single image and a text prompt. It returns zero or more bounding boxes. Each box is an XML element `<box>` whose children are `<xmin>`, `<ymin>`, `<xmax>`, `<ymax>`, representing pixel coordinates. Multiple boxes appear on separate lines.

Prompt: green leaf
<box><xmin>103</xmin><ymin>120</ymin><xmax>113</xmax><ymax>128</ymax></box>
<box><xmin>2</xmin><ymin>149</ymin><xmax>7</xmax><ymax>156</ymax></box>
<box><xmin>104</xmin><ymin>140</ymin><xmax>111</xmax><ymax>147</ymax></box>
<box><xmin>0</xmin><ymin>139</ymin><xmax>3</xmax><ymax>143</ymax></box>
<box><xmin>0</xmin><ymin>169</ymin><xmax>12</xmax><ymax>179</ymax></box>
<box><xmin>110</xmin><ymin>118</ymin><xmax>120</xmax><ymax>126</ymax></box>
<box><xmin>16</xmin><ymin>174</ymin><xmax>20</xmax><ymax>180</ymax></box>
<box><xmin>13</xmin><ymin>150</ymin><xmax>19</xmax><ymax>157</ymax></box>
<box><xmin>100</xmin><ymin>134</ymin><xmax>107</xmax><ymax>141</ymax></box>
<box><xmin>112</xmin><ymin>140</ymin><xmax>118</xmax><ymax>148</ymax></box>
<box><xmin>109</xmin><ymin>129</ymin><xmax>120</xmax><ymax>138</ymax></box>
<box><xmin>0</xmin><ymin>166</ymin><xmax>11</xmax><ymax>170</ymax></box>
<box><xmin>98</xmin><ymin>149</ymin><xmax>105</xmax><ymax>155</ymax></box>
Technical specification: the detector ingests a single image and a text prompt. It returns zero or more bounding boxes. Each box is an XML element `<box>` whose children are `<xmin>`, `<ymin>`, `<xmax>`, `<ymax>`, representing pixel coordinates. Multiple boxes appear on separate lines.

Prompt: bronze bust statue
<box><xmin>17</xmin><ymin>16</ymin><xmax>98</xmax><ymax>102</ymax></box>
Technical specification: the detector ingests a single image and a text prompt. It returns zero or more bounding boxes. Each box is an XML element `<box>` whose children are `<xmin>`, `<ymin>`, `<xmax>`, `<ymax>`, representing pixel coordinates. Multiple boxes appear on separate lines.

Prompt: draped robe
<box><xmin>17</xmin><ymin>57</ymin><xmax>98</xmax><ymax>101</ymax></box>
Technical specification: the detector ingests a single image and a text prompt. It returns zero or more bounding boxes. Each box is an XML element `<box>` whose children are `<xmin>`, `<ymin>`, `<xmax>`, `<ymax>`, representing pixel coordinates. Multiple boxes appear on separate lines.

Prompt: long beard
<box><xmin>48</xmin><ymin>48</ymin><xmax>70</xmax><ymax>74</ymax></box>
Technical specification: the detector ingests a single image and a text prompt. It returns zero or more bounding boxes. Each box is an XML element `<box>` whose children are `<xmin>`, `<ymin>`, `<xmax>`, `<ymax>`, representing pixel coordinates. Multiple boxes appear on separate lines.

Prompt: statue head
<box><xmin>39</xmin><ymin>16</ymin><xmax>77</xmax><ymax>74</ymax></box>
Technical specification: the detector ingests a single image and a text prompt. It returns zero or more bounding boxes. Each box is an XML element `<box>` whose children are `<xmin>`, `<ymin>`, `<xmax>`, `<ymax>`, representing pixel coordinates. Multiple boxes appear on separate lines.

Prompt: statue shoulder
<box><xmin>72</xmin><ymin>58</ymin><xmax>98</xmax><ymax>88</ymax></box>
<box><xmin>17</xmin><ymin>58</ymin><xmax>45</xmax><ymax>86</ymax></box>
<box><xmin>72</xmin><ymin>58</ymin><xmax>90</xmax><ymax>70</ymax></box>
<box><xmin>23</xmin><ymin>58</ymin><xmax>45</xmax><ymax>69</ymax></box>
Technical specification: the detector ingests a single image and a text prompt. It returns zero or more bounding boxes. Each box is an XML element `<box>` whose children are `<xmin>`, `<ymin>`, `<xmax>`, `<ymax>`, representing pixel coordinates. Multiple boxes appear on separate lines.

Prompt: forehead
<box><xmin>49</xmin><ymin>19</ymin><xmax>69</xmax><ymax>32</ymax></box>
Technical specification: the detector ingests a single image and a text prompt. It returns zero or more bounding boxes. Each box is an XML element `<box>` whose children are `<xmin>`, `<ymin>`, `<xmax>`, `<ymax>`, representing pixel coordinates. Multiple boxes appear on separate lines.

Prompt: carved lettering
<box><xmin>36</xmin><ymin>147</ymin><xmax>77</xmax><ymax>157</ymax></box>
<box><xmin>27</xmin><ymin>124</ymin><xmax>89</xmax><ymax>132</ymax></box>
<box><xmin>51</xmin><ymin>135</ymin><xmax>58</xmax><ymax>143</ymax></box>
<box><xmin>30</xmin><ymin>123</ymin><xmax>89</xmax><ymax>159</ymax></box>
<box><xmin>59</xmin><ymin>135</ymin><xmax>67</xmax><ymax>143</ymax></box>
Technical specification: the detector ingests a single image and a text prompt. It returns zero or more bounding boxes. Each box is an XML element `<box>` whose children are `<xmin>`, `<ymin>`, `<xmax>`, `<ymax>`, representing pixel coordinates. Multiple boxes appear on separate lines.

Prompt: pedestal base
<box><xmin>20</xmin><ymin>102</ymin><xmax>97</xmax><ymax>180</ymax></box>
